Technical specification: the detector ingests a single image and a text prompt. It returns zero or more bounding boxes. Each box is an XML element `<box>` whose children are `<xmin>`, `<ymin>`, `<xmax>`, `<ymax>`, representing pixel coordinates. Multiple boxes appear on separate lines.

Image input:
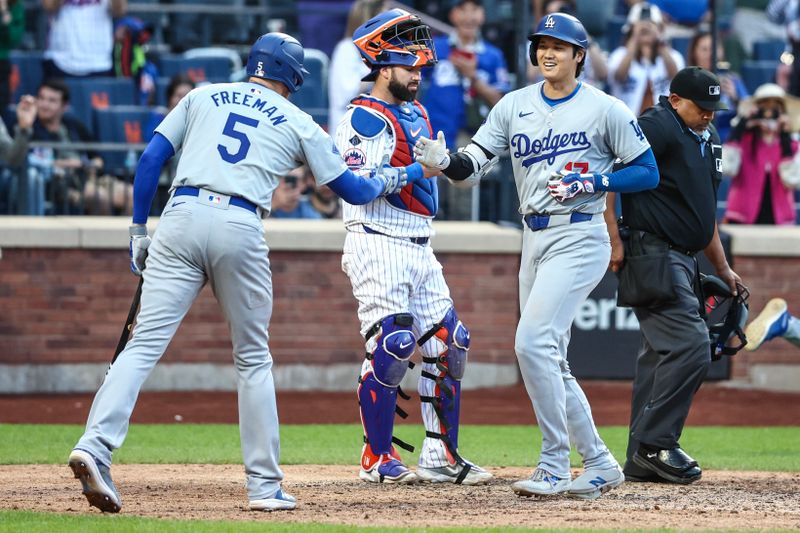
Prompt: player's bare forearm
<box><xmin>704</xmin><ymin>222</ymin><xmax>741</xmax><ymax>294</ymax></box>
<box><xmin>604</xmin><ymin>192</ymin><xmax>625</xmax><ymax>272</ymax></box>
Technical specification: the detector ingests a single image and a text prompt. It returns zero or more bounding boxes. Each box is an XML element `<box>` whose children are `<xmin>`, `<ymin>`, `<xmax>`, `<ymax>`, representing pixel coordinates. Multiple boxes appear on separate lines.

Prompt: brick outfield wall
<box><xmin>0</xmin><ymin>248</ymin><xmax>521</xmax><ymax>368</ymax></box>
<box><xmin>0</xmin><ymin>248</ymin><xmax>797</xmax><ymax>383</ymax></box>
<box><xmin>727</xmin><ymin>256</ymin><xmax>800</xmax><ymax>380</ymax></box>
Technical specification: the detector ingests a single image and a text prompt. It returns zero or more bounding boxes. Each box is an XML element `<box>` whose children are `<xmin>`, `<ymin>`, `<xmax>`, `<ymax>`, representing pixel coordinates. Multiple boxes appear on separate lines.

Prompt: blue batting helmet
<box><xmin>528</xmin><ymin>13</ymin><xmax>588</xmax><ymax>69</ymax></box>
<box><xmin>353</xmin><ymin>8</ymin><xmax>437</xmax><ymax>82</ymax></box>
<box><xmin>245</xmin><ymin>32</ymin><xmax>309</xmax><ymax>93</ymax></box>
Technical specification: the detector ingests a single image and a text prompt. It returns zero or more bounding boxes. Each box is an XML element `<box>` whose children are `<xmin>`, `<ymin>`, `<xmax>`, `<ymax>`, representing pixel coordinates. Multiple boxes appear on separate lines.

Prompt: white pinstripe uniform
<box><xmin>335</xmin><ymin>99</ymin><xmax>462</xmax><ymax>469</ymax></box>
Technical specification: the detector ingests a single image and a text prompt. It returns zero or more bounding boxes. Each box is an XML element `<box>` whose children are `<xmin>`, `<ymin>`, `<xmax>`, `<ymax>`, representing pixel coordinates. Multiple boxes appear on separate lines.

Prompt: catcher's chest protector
<box><xmin>352</xmin><ymin>95</ymin><xmax>438</xmax><ymax>216</ymax></box>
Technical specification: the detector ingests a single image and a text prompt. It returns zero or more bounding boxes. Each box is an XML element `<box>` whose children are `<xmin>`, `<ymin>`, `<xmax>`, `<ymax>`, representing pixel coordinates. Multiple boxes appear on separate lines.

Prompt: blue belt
<box><xmin>524</xmin><ymin>212</ymin><xmax>593</xmax><ymax>232</ymax></box>
<box><xmin>363</xmin><ymin>224</ymin><xmax>429</xmax><ymax>245</ymax></box>
<box><xmin>174</xmin><ymin>186</ymin><xmax>258</xmax><ymax>214</ymax></box>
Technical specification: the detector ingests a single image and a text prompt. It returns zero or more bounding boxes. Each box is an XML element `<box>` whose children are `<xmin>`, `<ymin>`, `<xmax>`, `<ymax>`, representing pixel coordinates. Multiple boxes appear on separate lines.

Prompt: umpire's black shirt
<box><xmin>621</xmin><ymin>96</ymin><xmax>722</xmax><ymax>252</ymax></box>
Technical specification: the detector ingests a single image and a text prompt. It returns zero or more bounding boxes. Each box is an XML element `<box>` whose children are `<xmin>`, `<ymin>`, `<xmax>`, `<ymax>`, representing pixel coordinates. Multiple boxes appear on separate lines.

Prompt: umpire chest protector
<box><xmin>351</xmin><ymin>95</ymin><xmax>438</xmax><ymax>216</ymax></box>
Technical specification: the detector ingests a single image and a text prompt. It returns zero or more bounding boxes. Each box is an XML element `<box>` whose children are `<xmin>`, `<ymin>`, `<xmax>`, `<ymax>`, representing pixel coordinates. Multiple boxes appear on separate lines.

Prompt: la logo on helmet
<box><xmin>544</xmin><ymin>16</ymin><xmax>556</xmax><ymax>28</ymax></box>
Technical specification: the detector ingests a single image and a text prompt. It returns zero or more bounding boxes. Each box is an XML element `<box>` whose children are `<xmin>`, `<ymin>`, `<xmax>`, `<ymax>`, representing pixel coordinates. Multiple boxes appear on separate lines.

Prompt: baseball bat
<box><xmin>111</xmin><ymin>277</ymin><xmax>144</xmax><ymax>365</ymax></box>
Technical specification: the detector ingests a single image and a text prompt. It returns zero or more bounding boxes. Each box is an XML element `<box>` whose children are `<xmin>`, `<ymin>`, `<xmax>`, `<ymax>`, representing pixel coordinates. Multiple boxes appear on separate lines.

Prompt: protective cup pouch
<box><xmin>616</xmin><ymin>227</ymin><xmax>678</xmax><ymax>308</ymax></box>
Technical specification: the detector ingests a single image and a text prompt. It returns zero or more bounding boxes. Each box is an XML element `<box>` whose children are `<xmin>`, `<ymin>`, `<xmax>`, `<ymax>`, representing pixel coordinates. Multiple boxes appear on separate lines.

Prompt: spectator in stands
<box><xmin>0</xmin><ymin>94</ymin><xmax>33</xmax><ymax>163</ymax></box>
<box><xmin>745</xmin><ymin>297</ymin><xmax>800</xmax><ymax>351</ymax></box>
<box><xmin>649</xmin><ymin>0</ymin><xmax>709</xmax><ymax>39</ymax></box>
<box><xmin>423</xmin><ymin>0</ymin><xmax>510</xmax><ymax>219</ymax></box>
<box><xmin>270</xmin><ymin>165</ymin><xmax>324</xmax><ymax>219</ymax></box>
<box><xmin>144</xmin><ymin>75</ymin><xmax>195</xmax><ymax>141</ymax></box>
<box><xmin>767</xmin><ymin>0</ymin><xmax>800</xmax><ymax>96</ymax></box>
<box><xmin>42</xmin><ymin>0</ymin><xmax>127</xmax><ymax>78</ymax></box>
<box><xmin>0</xmin><ymin>0</ymin><xmax>24</xmax><ymax>107</ymax></box>
<box><xmin>8</xmin><ymin>79</ymin><xmax>133</xmax><ymax>215</ymax></box>
<box><xmin>423</xmin><ymin>0</ymin><xmax>510</xmax><ymax>151</ymax></box>
<box><xmin>723</xmin><ymin>83</ymin><xmax>799</xmax><ymax>225</ymax></box>
<box><xmin>328</xmin><ymin>0</ymin><xmax>387</xmax><ymax>136</ymax></box>
<box><xmin>528</xmin><ymin>0</ymin><xmax>608</xmax><ymax>89</ymax></box>
<box><xmin>733</xmin><ymin>0</ymin><xmax>785</xmax><ymax>62</ymax></box>
<box><xmin>688</xmin><ymin>27</ymin><xmax>748</xmax><ymax>141</ymax></box>
<box><xmin>0</xmin><ymin>94</ymin><xmax>34</xmax><ymax>213</ymax></box>
<box><xmin>608</xmin><ymin>2</ymin><xmax>685</xmax><ymax>115</ymax></box>
<box><xmin>143</xmin><ymin>74</ymin><xmax>194</xmax><ymax>213</ymax></box>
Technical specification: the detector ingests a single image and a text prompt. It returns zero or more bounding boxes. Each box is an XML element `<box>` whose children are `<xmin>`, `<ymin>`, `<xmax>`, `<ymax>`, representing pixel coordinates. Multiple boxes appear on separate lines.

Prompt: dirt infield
<box><xmin>3</xmin><ymin>464</ymin><xmax>799</xmax><ymax>530</ymax></box>
<box><xmin>3</xmin><ymin>382</ymin><xmax>800</xmax><ymax>425</ymax></box>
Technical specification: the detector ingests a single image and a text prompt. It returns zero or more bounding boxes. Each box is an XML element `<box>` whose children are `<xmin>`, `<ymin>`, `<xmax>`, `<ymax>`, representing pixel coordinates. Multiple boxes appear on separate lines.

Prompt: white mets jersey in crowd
<box><xmin>156</xmin><ymin>81</ymin><xmax>348</xmax><ymax>215</ymax></box>
<box><xmin>333</xmin><ymin>95</ymin><xmax>437</xmax><ymax>238</ymax></box>
<box><xmin>472</xmin><ymin>81</ymin><xmax>650</xmax><ymax>215</ymax></box>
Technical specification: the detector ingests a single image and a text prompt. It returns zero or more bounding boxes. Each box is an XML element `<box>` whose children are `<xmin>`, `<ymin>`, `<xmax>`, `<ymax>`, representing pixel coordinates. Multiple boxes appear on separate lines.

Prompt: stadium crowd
<box><xmin>0</xmin><ymin>0</ymin><xmax>798</xmax><ymax>222</ymax></box>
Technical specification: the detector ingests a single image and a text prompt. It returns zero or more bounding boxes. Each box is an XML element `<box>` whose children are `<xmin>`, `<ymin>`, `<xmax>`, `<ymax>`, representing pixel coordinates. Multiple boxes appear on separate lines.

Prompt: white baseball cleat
<box><xmin>416</xmin><ymin>461</ymin><xmax>493</xmax><ymax>485</ymax></box>
<box><xmin>744</xmin><ymin>298</ymin><xmax>789</xmax><ymax>351</ymax></box>
<box><xmin>249</xmin><ymin>488</ymin><xmax>297</xmax><ymax>511</ymax></box>
<box><xmin>512</xmin><ymin>467</ymin><xmax>571</xmax><ymax>497</ymax></box>
<box><xmin>567</xmin><ymin>464</ymin><xmax>625</xmax><ymax>500</ymax></box>
<box><xmin>68</xmin><ymin>449</ymin><xmax>122</xmax><ymax>513</ymax></box>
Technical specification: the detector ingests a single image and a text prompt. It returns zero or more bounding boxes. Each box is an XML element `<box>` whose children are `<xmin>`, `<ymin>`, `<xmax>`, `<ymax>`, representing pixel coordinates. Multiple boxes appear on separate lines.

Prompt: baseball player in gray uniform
<box><xmin>67</xmin><ymin>33</ymin><xmax>422</xmax><ymax>514</ymax></box>
<box><xmin>335</xmin><ymin>9</ymin><xmax>492</xmax><ymax>486</ymax></box>
<box><xmin>415</xmin><ymin>13</ymin><xmax>660</xmax><ymax>499</ymax></box>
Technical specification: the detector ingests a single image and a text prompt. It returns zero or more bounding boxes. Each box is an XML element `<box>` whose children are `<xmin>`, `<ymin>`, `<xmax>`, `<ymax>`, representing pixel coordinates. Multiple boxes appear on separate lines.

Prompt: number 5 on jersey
<box><xmin>218</xmin><ymin>112</ymin><xmax>259</xmax><ymax>164</ymax></box>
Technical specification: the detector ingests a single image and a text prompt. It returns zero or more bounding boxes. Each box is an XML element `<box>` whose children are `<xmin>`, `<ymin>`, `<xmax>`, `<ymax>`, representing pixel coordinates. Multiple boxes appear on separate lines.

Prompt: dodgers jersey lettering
<box><xmin>472</xmin><ymin>82</ymin><xmax>650</xmax><ymax>215</ymax></box>
<box><xmin>334</xmin><ymin>96</ymin><xmax>435</xmax><ymax>238</ymax></box>
<box><xmin>156</xmin><ymin>81</ymin><xmax>348</xmax><ymax>215</ymax></box>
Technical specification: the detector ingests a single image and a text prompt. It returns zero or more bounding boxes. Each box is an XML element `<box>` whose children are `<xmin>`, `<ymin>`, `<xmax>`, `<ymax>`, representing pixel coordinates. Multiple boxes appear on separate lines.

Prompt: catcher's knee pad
<box><xmin>358</xmin><ymin>313</ymin><xmax>416</xmax><ymax>457</ymax></box>
<box><xmin>420</xmin><ymin>307</ymin><xmax>470</xmax><ymax>380</ymax></box>
<box><xmin>418</xmin><ymin>308</ymin><xmax>470</xmax><ymax>453</ymax></box>
<box><xmin>365</xmin><ymin>313</ymin><xmax>416</xmax><ymax>387</ymax></box>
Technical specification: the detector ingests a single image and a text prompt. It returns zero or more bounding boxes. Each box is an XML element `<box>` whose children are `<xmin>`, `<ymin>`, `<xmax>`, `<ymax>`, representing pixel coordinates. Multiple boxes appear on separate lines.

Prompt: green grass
<box><xmin>2</xmin><ymin>424</ymin><xmax>798</xmax><ymax>532</ymax></box>
<box><xmin>1</xmin><ymin>423</ymin><xmax>798</xmax><ymax>471</ymax></box>
<box><xmin>5</xmin><ymin>512</ymin><xmax>797</xmax><ymax>533</ymax></box>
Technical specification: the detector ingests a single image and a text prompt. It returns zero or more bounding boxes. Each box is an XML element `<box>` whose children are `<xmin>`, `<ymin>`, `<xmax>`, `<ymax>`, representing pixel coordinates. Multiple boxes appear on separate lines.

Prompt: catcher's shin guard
<box><xmin>358</xmin><ymin>313</ymin><xmax>416</xmax><ymax>461</ymax></box>
<box><xmin>418</xmin><ymin>308</ymin><xmax>470</xmax><ymax>473</ymax></box>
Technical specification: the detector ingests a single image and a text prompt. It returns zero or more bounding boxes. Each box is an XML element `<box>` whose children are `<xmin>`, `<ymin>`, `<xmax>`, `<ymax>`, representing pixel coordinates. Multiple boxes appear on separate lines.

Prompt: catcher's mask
<box><xmin>701</xmin><ymin>273</ymin><xmax>749</xmax><ymax>361</ymax></box>
<box><xmin>353</xmin><ymin>8</ymin><xmax>437</xmax><ymax>82</ymax></box>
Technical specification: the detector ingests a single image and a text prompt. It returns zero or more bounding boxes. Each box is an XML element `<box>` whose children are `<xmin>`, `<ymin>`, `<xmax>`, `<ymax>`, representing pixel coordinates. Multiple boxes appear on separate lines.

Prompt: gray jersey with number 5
<box><xmin>472</xmin><ymin>81</ymin><xmax>650</xmax><ymax>215</ymax></box>
<box><xmin>156</xmin><ymin>81</ymin><xmax>348</xmax><ymax>214</ymax></box>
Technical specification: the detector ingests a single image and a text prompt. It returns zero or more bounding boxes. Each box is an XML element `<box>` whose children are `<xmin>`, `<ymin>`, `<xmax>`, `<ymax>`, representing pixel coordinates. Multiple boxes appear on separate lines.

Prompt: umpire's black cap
<box><xmin>670</xmin><ymin>66</ymin><xmax>728</xmax><ymax>111</ymax></box>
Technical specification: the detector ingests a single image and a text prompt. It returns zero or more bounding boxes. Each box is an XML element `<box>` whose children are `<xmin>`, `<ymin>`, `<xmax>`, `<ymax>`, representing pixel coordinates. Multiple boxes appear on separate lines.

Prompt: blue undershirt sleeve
<box><xmin>326</xmin><ymin>168</ymin><xmax>384</xmax><ymax>205</ymax></box>
<box><xmin>132</xmin><ymin>133</ymin><xmax>175</xmax><ymax>224</ymax></box>
<box><xmin>326</xmin><ymin>163</ymin><xmax>423</xmax><ymax>205</ymax></box>
<box><xmin>597</xmin><ymin>148</ymin><xmax>659</xmax><ymax>193</ymax></box>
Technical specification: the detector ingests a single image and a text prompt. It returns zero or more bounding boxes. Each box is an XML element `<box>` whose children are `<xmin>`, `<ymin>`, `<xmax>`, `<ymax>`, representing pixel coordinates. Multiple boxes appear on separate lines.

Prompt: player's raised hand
<box><xmin>128</xmin><ymin>225</ymin><xmax>152</xmax><ymax>276</ymax></box>
<box><xmin>414</xmin><ymin>131</ymin><xmax>450</xmax><ymax>169</ymax></box>
<box><xmin>547</xmin><ymin>171</ymin><xmax>597</xmax><ymax>202</ymax></box>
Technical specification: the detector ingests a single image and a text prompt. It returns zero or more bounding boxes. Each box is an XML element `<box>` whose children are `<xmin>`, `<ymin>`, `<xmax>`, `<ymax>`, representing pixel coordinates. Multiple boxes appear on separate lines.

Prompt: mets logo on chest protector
<box><xmin>344</xmin><ymin>148</ymin><xmax>366</xmax><ymax>170</ymax></box>
<box><xmin>511</xmin><ymin>128</ymin><xmax>592</xmax><ymax>167</ymax></box>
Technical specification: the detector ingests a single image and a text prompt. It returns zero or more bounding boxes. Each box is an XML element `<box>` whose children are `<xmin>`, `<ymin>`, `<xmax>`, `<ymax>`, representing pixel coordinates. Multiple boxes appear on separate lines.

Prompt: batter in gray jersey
<box><xmin>415</xmin><ymin>13</ymin><xmax>659</xmax><ymax>500</ymax></box>
<box><xmin>473</xmin><ymin>82</ymin><xmax>647</xmax><ymax>215</ymax></box>
<box><xmin>67</xmin><ymin>33</ymin><xmax>417</xmax><ymax>515</ymax></box>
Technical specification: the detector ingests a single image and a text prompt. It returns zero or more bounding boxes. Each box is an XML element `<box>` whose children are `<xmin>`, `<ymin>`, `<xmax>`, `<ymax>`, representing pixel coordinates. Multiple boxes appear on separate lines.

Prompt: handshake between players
<box><xmin>414</xmin><ymin>131</ymin><xmax>604</xmax><ymax>203</ymax></box>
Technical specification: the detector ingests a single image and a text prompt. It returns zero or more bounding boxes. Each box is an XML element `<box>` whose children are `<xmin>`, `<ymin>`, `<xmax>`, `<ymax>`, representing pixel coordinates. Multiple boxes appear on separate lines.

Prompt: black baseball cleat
<box><xmin>68</xmin><ymin>449</ymin><xmax>122</xmax><ymax>513</ymax></box>
<box><xmin>632</xmin><ymin>446</ymin><xmax>702</xmax><ymax>485</ymax></box>
<box><xmin>622</xmin><ymin>460</ymin><xmax>664</xmax><ymax>483</ymax></box>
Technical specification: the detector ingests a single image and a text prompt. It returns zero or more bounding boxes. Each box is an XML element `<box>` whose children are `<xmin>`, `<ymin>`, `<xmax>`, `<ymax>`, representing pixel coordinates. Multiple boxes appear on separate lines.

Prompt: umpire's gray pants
<box><xmin>625</xmin><ymin>251</ymin><xmax>711</xmax><ymax>462</ymax></box>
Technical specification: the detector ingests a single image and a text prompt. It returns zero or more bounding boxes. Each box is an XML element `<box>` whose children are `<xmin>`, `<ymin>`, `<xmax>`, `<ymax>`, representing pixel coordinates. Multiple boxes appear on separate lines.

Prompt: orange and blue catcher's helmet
<box><xmin>353</xmin><ymin>8</ymin><xmax>437</xmax><ymax>81</ymax></box>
